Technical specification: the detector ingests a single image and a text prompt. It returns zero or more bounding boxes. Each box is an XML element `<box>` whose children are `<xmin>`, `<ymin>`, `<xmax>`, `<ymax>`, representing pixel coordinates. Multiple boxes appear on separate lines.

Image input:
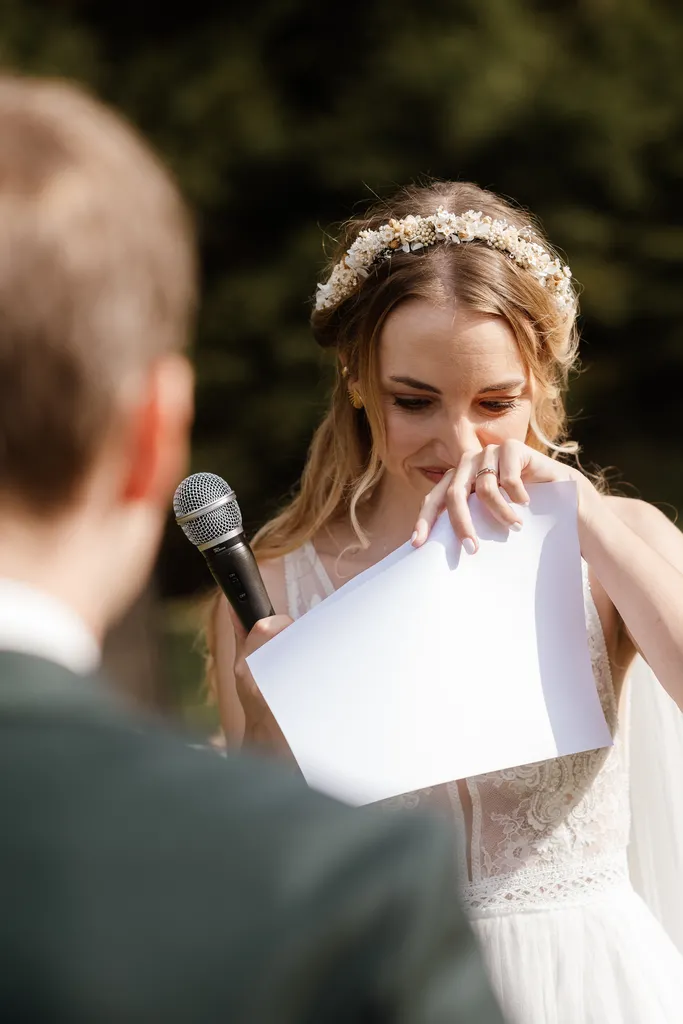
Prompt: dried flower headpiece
<box><xmin>315</xmin><ymin>207</ymin><xmax>573</xmax><ymax>314</ymax></box>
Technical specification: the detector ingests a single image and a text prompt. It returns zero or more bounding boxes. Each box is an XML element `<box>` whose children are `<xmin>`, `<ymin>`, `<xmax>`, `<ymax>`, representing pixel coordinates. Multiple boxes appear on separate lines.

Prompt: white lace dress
<box><xmin>284</xmin><ymin>541</ymin><xmax>683</xmax><ymax>1023</ymax></box>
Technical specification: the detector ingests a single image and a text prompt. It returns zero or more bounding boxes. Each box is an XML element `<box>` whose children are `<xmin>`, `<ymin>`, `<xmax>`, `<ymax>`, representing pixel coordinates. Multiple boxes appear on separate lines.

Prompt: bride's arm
<box><xmin>579</xmin><ymin>492</ymin><xmax>683</xmax><ymax>710</ymax></box>
<box><xmin>212</xmin><ymin>558</ymin><xmax>295</xmax><ymax>755</ymax></box>
<box><xmin>211</xmin><ymin>595</ymin><xmax>245</xmax><ymax>744</ymax></box>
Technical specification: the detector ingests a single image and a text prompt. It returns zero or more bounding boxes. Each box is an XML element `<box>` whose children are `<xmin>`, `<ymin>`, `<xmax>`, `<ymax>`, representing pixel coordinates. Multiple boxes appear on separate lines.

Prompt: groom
<box><xmin>0</xmin><ymin>75</ymin><xmax>503</xmax><ymax>1023</ymax></box>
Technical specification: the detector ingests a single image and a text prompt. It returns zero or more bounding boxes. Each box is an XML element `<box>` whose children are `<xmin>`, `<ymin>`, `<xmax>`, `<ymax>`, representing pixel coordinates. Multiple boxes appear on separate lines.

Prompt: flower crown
<box><xmin>315</xmin><ymin>207</ymin><xmax>574</xmax><ymax>314</ymax></box>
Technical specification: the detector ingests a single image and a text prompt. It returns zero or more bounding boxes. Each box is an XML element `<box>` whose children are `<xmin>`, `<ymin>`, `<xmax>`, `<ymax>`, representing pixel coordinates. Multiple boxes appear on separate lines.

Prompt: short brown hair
<box><xmin>0</xmin><ymin>76</ymin><xmax>196</xmax><ymax>513</ymax></box>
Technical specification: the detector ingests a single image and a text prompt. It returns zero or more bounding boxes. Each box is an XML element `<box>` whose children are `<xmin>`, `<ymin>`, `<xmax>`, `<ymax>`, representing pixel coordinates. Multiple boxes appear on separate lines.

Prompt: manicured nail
<box><xmin>413</xmin><ymin>523</ymin><xmax>427</xmax><ymax>546</ymax></box>
<box><xmin>510</xmin><ymin>521</ymin><xmax>523</xmax><ymax>532</ymax></box>
<box><xmin>462</xmin><ymin>537</ymin><xmax>476</xmax><ymax>555</ymax></box>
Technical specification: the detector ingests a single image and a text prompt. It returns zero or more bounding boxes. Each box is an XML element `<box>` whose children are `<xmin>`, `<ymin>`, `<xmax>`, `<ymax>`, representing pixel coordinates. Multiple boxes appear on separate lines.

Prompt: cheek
<box><xmin>382</xmin><ymin>409</ymin><xmax>428</xmax><ymax>469</ymax></box>
<box><xmin>477</xmin><ymin>404</ymin><xmax>532</xmax><ymax>446</ymax></box>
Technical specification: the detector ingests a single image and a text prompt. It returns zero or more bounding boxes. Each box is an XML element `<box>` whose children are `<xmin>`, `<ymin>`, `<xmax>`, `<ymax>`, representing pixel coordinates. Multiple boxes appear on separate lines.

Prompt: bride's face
<box><xmin>377</xmin><ymin>298</ymin><xmax>533</xmax><ymax>497</ymax></box>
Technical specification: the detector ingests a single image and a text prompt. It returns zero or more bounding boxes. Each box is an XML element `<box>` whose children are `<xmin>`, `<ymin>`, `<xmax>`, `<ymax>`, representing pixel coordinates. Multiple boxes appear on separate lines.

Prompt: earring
<box><xmin>341</xmin><ymin>365</ymin><xmax>363</xmax><ymax>408</ymax></box>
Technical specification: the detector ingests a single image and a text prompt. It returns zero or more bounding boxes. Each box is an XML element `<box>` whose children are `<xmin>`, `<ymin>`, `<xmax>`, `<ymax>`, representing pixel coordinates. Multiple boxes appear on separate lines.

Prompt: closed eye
<box><xmin>480</xmin><ymin>398</ymin><xmax>520</xmax><ymax>412</ymax></box>
<box><xmin>392</xmin><ymin>396</ymin><xmax>433</xmax><ymax>412</ymax></box>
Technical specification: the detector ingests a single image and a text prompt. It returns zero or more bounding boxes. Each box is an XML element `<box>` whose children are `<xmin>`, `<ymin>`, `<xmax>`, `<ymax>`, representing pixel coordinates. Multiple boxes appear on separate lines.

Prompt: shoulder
<box><xmin>604</xmin><ymin>495</ymin><xmax>683</xmax><ymax>569</ymax></box>
<box><xmin>70</xmin><ymin>713</ymin><xmax>456</xmax><ymax>901</ymax></box>
<box><xmin>604</xmin><ymin>494</ymin><xmax>673</xmax><ymax>531</ymax></box>
<box><xmin>146</xmin><ymin>732</ymin><xmax>455</xmax><ymax>898</ymax></box>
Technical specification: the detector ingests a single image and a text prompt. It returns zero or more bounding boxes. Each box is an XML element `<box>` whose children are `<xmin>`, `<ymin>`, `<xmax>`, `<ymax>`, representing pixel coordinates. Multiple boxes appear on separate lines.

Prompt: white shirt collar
<box><xmin>0</xmin><ymin>579</ymin><xmax>101</xmax><ymax>675</ymax></box>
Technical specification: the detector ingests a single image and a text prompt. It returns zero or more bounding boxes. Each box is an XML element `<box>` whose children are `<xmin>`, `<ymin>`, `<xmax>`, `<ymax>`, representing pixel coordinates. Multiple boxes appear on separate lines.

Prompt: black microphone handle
<box><xmin>203</xmin><ymin>533</ymin><xmax>275</xmax><ymax>632</ymax></box>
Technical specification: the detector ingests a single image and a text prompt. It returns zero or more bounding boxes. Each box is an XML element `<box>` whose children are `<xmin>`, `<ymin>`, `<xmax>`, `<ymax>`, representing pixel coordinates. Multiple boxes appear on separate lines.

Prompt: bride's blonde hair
<box><xmin>204</xmin><ymin>180</ymin><xmax>580</xmax><ymax>703</ymax></box>
<box><xmin>252</xmin><ymin>179</ymin><xmax>579</xmax><ymax>561</ymax></box>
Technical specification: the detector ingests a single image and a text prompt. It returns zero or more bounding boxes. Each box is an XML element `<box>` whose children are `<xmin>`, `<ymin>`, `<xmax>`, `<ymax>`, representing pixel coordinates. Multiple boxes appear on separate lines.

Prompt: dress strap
<box><xmin>283</xmin><ymin>541</ymin><xmax>335</xmax><ymax>620</ymax></box>
<box><xmin>581</xmin><ymin>558</ymin><xmax>618</xmax><ymax>727</ymax></box>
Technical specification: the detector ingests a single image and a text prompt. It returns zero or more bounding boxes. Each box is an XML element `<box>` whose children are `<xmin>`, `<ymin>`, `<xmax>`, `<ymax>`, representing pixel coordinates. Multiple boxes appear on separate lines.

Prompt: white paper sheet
<box><xmin>247</xmin><ymin>481</ymin><xmax>612</xmax><ymax>806</ymax></box>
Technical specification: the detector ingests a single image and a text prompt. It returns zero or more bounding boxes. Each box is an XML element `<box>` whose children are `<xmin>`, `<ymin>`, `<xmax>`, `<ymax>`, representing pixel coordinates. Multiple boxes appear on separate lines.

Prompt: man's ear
<box><xmin>122</xmin><ymin>354</ymin><xmax>195</xmax><ymax>506</ymax></box>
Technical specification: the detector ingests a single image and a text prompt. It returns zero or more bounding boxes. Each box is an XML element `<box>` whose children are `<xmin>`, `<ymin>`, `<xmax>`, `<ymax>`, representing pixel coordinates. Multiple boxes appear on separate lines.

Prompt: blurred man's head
<box><xmin>0</xmin><ymin>76</ymin><xmax>196</xmax><ymax>633</ymax></box>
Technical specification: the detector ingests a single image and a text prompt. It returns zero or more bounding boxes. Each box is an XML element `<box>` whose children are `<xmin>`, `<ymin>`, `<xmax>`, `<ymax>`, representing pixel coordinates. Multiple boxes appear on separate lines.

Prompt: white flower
<box><xmin>398</xmin><ymin>214</ymin><xmax>420</xmax><ymax>244</ymax></box>
<box><xmin>315</xmin><ymin>263</ymin><xmax>359</xmax><ymax>311</ymax></box>
<box><xmin>378</xmin><ymin>223</ymin><xmax>396</xmax><ymax>245</ymax></box>
<box><xmin>346</xmin><ymin>229</ymin><xmax>382</xmax><ymax>272</ymax></box>
<box><xmin>345</xmin><ymin>248</ymin><xmax>371</xmax><ymax>272</ymax></box>
<box><xmin>431</xmin><ymin>207</ymin><xmax>457</xmax><ymax>239</ymax></box>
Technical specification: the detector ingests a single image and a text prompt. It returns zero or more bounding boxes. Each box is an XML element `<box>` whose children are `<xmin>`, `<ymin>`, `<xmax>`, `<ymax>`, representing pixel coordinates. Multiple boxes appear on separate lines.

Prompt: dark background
<box><xmin>5</xmin><ymin>0</ymin><xmax>682</xmax><ymax>723</ymax></box>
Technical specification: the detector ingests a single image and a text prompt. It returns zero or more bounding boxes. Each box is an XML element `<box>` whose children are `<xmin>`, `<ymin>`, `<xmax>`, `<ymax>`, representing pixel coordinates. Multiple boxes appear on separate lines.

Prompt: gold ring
<box><xmin>475</xmin><ymin>467</ymin><xmax>497</xmax><ymax>479</ymax></box>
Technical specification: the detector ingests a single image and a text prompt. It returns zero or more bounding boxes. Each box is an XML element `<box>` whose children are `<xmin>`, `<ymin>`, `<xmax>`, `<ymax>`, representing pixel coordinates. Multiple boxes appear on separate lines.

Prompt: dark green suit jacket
<box><xmin>0</xmin><ymin>652</ymin><xmax>503</xmax><ymax>1023</ymax></box>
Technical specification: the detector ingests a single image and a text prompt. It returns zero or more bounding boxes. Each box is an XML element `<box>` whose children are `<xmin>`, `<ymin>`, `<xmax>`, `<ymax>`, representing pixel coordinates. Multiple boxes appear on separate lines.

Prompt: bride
<box><xmin>209</xmin><ymin>180</ymin><xmax>683</xmax><ymax>1022</ymax></box>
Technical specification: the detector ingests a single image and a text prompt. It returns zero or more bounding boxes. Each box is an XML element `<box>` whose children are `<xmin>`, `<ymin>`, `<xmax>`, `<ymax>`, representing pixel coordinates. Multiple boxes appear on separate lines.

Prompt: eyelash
<box><xmin>482</xmin><ymin>399</ymin><xmax>519</xmax><ymax>412</ymax></box>
<box><xmin>392</xmin><ymin>397</ymin><xmax>432</xmax><ymax>411</ymax></box>
<box><xmin>392</xmin><ymin>397</ymin><xmax>520</xmax><ymax>414</ymax></box>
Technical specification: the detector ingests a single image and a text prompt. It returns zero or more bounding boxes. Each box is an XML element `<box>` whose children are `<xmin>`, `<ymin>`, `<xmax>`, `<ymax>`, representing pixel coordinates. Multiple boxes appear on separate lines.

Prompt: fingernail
<box><xmin>410</xmin><ymin>530</ymin><xmax>418</xmax><ymax>546</ymax></box>
<box><xmin>510</xmin><ymin>521</ymin><xmax>523</xmax><ymax>532</ymax></box>
<box><xmin>462</xmin><ymin>537</ymin><xmax>476</xmax><ymax>555</ymax></box>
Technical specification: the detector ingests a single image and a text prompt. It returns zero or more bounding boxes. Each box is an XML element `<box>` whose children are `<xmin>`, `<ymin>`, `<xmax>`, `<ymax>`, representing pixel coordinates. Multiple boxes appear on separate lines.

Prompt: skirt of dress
<box><xmin>471</xmin><ymin>885</ymin><xmax>683</xmax><ymax>1024</ymax></box>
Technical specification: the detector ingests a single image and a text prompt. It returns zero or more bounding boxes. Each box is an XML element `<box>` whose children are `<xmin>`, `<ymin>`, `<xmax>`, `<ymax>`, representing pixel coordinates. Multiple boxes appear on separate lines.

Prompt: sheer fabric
<box><xmin>284</xmin><ymin>540</ymin><xmax>683</xmax><ymax>1021</ymax></box>
<box><xmin>628</xmin><ymin>654</ymin><xmax>683</xmax><ymax>953</ymax></box>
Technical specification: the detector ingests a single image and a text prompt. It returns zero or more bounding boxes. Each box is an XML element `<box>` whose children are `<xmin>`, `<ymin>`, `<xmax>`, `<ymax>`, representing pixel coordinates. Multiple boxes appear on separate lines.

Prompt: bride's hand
<box><xmin>229</xmin><ymin>610</ymin><xmax>298</xmax><ymax>762</ymax></box>
<box><xmin>411</xmin><ymin>440</ymin><xmax>598</xmax><ymax>552</ymax></box>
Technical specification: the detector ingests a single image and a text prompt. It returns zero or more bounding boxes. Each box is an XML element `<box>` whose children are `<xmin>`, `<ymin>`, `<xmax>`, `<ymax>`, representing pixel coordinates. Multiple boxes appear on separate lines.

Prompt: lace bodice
<box><xmin>284</xmin><ymin>541</ymin><xmax>631</xmax><ymax>915</ymax></box>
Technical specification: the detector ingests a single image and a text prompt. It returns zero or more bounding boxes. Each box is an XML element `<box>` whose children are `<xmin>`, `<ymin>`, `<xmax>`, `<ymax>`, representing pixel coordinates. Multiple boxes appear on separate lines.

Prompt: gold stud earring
<box><xmin>341</xmin><ymin>365</ymin><xmax>350</xmax><ymax>379</ymax></box>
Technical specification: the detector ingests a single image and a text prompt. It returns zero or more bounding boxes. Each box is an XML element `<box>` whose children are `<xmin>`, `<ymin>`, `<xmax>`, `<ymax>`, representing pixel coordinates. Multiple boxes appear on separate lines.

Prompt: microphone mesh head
<box><xmin>173</xmin><ymin>472</ymin><xmax>243</xmax><ymax>548</ymax></box>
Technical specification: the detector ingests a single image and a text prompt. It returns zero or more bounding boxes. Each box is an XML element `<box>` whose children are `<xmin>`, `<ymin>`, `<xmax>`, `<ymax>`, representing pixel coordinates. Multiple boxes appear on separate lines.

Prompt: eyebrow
<box><xmin>388</xmin><ymin>375</ymin><xmax>526</xmax><ymax>395</ymax></box>
<box><xmin>389</xmin><ymin>375</ymin><xmax>441</xmax><ymax>394</ymax></box>
<box><xmin>477</xmin><ymin>378</ymin><xmax>527</xmax><ymax>394</ymax></box>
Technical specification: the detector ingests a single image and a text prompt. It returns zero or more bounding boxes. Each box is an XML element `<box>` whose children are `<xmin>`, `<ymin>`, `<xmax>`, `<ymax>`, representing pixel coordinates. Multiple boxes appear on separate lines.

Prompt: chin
<box><xmin>392</xmin><ymin>471</ymin><xmax>434</xmax><ymax>502</ymax></box>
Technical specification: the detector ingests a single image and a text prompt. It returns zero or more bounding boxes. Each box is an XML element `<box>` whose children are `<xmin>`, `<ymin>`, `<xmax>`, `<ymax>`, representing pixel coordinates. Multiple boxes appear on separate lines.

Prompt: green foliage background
<box><xmin>3</xmin><ymin>0</ymin><xmax>683</xmax><ymax>713</ymax></box>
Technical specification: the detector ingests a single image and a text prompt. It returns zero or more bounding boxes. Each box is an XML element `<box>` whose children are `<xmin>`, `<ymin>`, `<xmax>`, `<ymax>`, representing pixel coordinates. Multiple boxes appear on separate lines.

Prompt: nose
<box><xmin>440</xmin><ymin>414</ymin><xmax>483</xmax><ymax>466</ymax></box>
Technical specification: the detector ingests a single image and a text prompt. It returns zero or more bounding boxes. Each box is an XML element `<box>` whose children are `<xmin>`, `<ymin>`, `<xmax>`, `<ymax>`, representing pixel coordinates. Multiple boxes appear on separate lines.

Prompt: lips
<box><xmin>418</xmin><ymin>467</ymin><xmax>451</xmax><ymax>484</ymax></box>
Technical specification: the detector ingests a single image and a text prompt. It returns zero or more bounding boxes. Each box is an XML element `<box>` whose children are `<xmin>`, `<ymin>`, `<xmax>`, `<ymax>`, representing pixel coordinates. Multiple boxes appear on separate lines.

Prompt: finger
<box><xmin>243</xmin><ymin>614</ymin><xmax>293</xmax><ymax>659</ymax></box>
<box><xmin>226</xmin><ymin>601</ymin><xmax>248</xmax><ymax>645</ymax></box>
<box><xmin>234</xmin><ymin>614</ymin><xmax>292</xmax><ymax>708</ymax></box>
<box><xmin>497</xmin><ymin>444</ymin><xmax>530</xmax><ymax>506</ymax></box>
<box><xmin>474</xmin><ymin>466</ymin><xmax>523</xmax><ymax>529</ymax></box>
<box><xmin>411</xmin><ymin>468</ymin><xmax>456</xmax><ymax>546</ymax></box>
<box><xmin>444</xmin><ymin>460</ymin><xmax>479</xmax><ymax>552</ymax></box>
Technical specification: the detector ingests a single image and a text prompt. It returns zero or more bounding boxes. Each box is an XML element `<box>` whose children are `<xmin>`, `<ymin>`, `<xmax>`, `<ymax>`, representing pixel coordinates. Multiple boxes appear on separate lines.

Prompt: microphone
<box><xmin>173</xmin><ymin>473</ymin><xmax>275</xmax><ymax>632</ymax></box>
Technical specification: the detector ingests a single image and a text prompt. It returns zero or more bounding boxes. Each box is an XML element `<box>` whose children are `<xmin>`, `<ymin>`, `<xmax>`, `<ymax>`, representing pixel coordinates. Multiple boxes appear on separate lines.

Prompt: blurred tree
<box><xmin>3</xmin><ymin>0</ymin><xmax>683</xmax><ymax>610</ymax></box>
